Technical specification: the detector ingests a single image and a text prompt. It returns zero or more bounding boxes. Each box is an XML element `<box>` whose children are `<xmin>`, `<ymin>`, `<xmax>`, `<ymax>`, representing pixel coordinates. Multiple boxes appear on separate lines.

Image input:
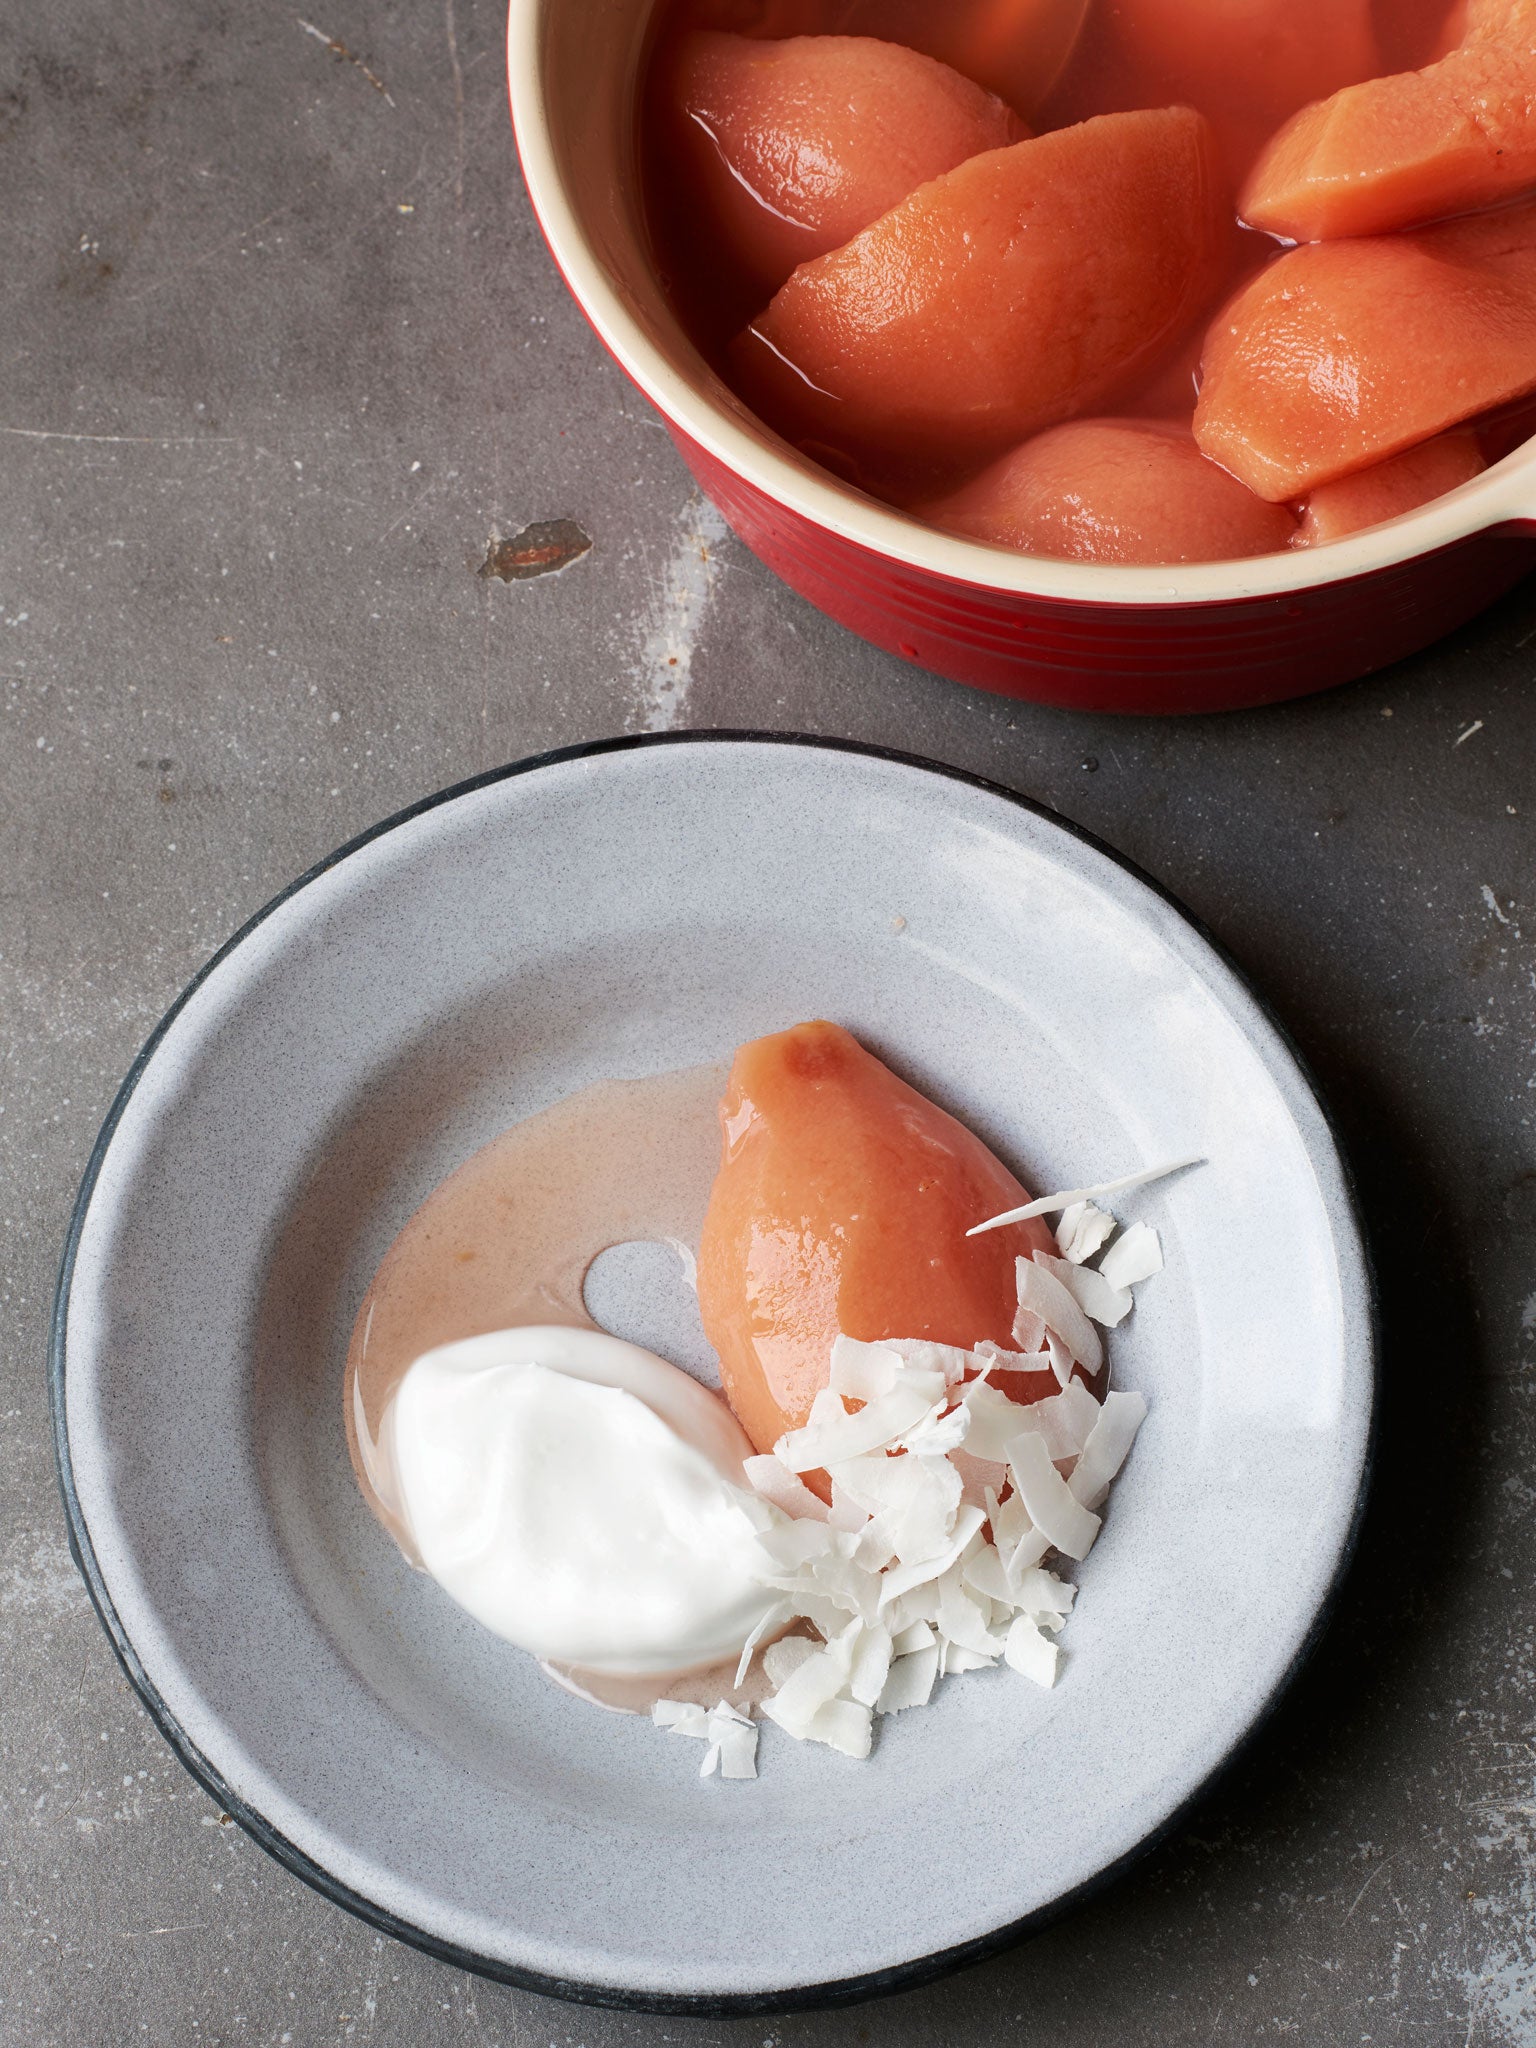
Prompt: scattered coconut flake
<box><xmin>1011</xmin><ymin>1566</ymin><xmax>1077</xmax><ymax>1629</ymax></box>
<box><xmin>1055</xmin><ymin>1200</ymin><xmax>1117</xmax><ymax>1265</ymax></box>
<box><xmin>876</xmin><ymin>1642</ymin><xmax>939</xmax><ymax>1714</ymax></box>
<box><xmin>743</xmin><ymin>1454</ymin><xmax>830</xmax><ymax>1523</ymax></box>
<box><xmin>734</xmin><ymin>1597</ymin><xmax>793</xmax><ymax>1689</ymax></box>
<box><xmin>774</xmin><ymin>1374</ymin><xmax>944</xmax><ymax>1472</ymax></box>
<box><xmin>891</xmin><ymin>1619</ymin><xmax>937</xmax><ymax>1656</ymax></box>
<box><xmin>847</xmin><ymin>1621</ymin><xmax>894</xmax><ymax>1706</ymax></box>
<box><xmin>759</xmin><ymin>1620</ymin><xmax>860</xmax><ymax>1738</ymax></box>
<box><xmin>1038</xmin><ymin>1250</ymin><xmax>1134</xmax><ymax>1331</ymax></box>
<box><xmin>950</xmin><ymin>1446</ymin><xmax>1007</xmax><ymax>1511</ymax></box>
<box><xmin>879</xmin><ymin>1580</ymin><xmax>939</xmax><ymax>1635</ymax></box>
<box><xmin>1098</xmin><ymin>1221</ymin><xmax>1164</xmax><ymax>1291</ymax></box>
<box><xmin>1069</xmin><ymin>1390</ymin><xmax>1147</xmax><ymax>1511</ymax></box>
<box><xmin>961</xmin><ymin>1378</ymin><xmax>1037</xmax><ymax>1462</ymax></box>
<box><xmin>706</xmin><ymin>1701</ymin><xmax>759</xmax><ymax>1780</ymax></box>
<box><xmin>1023</xmin><ymin>1380</ymin><xmax>1100</xmax><ymax>1463</ymax></box>
<box><xmin>662</xmin><ymin>1142</ymin><xmax>1183</xmax><ymax>1781</ymax></box>
<box><xmin>762</xmin><ymin>1634</ymin><xmax>816</xmax><ymax>1688</ymax></box>
<box><xmin>652</xmin><ymin>1700</ymin><xmax>710</xmax><ymax>1740</ymax></box>
<box><xmin>878</xmin><ymin>1503</ymin><xmax>986</xmax><ymax>1607</ymax></box>
<box><xmin>828</xmin><ymin>1484</ymin><xmax>872</xmax><ymax>1534</ymax></box>
<box><xmin>800</xmin><ymin>1697</ymin><xmax>874</xmax><ymax>1757</ymax></box>
<box><xmin>756</xmin><ymin>1516</ymin><xmax>840</xmax><ymax>1572</ymax></box>
<box><xmin>851</xmin><ymin>1515</ymin><xmax>898</xmax><ymax>1575</ymax></box>
<box><xmin>886</xmin><ymin>1338</ymin><xmax>975</xmax><ymax>1387</ymax></box>
<box><xmin>1004</xmin><ymin>1615</ymin><xmax>1060</xmax><ymax>1688</ymax></box>
<box><xmin>828</xmin><ymin>1335</ymin><xmax>903</xmax><ymax>1403</ymax></box>
<box><xmin>1005</xmin><ymin>1431</ymin><xmax>1103</xmax><ymax>1562</ymax></box>
<box><xmin>1015</xmin><ymin>1256</ymin><xmax>1105</xmax><ymax>1375</ymax></box>
<box><xmin>1011</xmin><ymin>1305</ymin><xmax>1048</xmax><ymax>1355</ymax></box>
<box><xmin>895</xmin><ymin>1400</ymin><xmax>972</xmax><ymax>1457</ymax></box>
<box><xmin>936</xmin><ymin>1560</ymin><xmax>1006</xmax><ymax>1657</ymax></box>
<box><xmin>961</xmin><ymin>1541</ymin><xmax>1014</xmax><ymax>1607</ymax></box>
<box><xmin>966</xmin><ymin>1156</ymin><xmax>1202</xmax><ymax>1235</ymax></box>
<box><xmin>943</xmin><ymin>1644</ymin><xmax>997</xmax><ymax>1674</ymax></box>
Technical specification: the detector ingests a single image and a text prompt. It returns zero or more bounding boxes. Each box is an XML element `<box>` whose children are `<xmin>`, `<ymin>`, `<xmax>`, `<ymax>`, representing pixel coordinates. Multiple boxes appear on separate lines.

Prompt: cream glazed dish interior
<box><xmin>53</xmin><ymin>735</ymin><xmax>1374</xmax><ymax>2011</ymax></box>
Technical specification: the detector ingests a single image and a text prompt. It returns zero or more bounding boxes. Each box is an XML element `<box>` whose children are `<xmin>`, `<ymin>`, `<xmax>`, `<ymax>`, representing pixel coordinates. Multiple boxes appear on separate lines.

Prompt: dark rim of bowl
<box><xmin>49</xmin><ymin>729</ymin><xmax>1380</xmax><ymax>2018</ymax></box>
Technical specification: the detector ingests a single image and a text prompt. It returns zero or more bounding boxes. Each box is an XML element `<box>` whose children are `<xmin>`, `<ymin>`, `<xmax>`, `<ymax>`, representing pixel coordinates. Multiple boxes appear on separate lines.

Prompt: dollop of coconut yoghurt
<box><xmin>386</xmin><ymin>1326</ymin><xmax>775</xmax><ymax>1677</ymax></box>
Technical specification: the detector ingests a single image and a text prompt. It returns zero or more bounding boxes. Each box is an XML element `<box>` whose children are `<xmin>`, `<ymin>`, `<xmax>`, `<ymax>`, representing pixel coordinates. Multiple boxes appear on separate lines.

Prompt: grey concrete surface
<box><xmin>2</xmin><ymin>2</ymin><xmax>1534</xmax><ymax>2042</ymax></box>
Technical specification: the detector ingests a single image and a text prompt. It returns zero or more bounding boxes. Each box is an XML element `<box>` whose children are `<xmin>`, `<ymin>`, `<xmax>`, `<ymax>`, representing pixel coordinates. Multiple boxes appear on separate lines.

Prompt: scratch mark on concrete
<box><xmin>629</xmin><ymin>493</ymin><xmax>729</xmax><ymax>732</ymax></box>
<box><xmin>0</xmin><ymin>427</ymin><xmax>243</xmax><ymax>446</ymax></box>
<box><xmin>298</xmin><ymin>18</ymin><xmax>396</xmax><ymax>105</ymax></box>
<box><xmin>444</xmin><ymin>0</ymin><xmax>466</xmax><ymax>211</ymax></box>
<box><xmin>1456</xmin><ymin>719</ymin><xmax>1486</xmax><ymax>747</ymax></box>
<box><xmin>1343</xmin><ymin>1859</ymin><xmax>1392</xmax><ymax>1923</ymax></box>
<box><xmin>1483</xmin><ymin>884</ymin><xmax>1513</xmax><ymax>927</ymax></box>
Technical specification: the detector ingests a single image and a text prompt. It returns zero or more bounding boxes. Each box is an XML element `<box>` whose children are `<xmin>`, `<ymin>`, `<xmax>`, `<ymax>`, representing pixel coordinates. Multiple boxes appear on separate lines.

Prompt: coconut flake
<box><xmin>967</xmin><ymin>1157</ymin><xmax>1203</xmax><ymax>1235</ymax></box>
<box><xmin>847</xmin><ymin>1621</ymin><xmax>894</xmax><ymax>1706</ymax></box>
<box><xmin>762</xmin><ymin>1635</ymin><xmax>816</xmax><ymax>1688</ymax></box>
<box><xmin>878</xmin><ymin>1503</ymin><xmax>986</xmax><ymax>1607</ymax></box>
<box><xmin>877</xmin><ymin>1643</ymin><xmax>939</xmax><ymax>1714</ymax></box>
<box><xmin>828</xmin><ymin>1335</ymin><xmax>903</xmax><ymax>1403</ymax></box>
<box><xmin>895</xmin><ymin>1400</ymin><xmax>972</xmax><ymax>1457</ymax></box>
<box><xmin>1015</xmin><ymin>1256</ymin><xmax>1104</xmax><ymax>1375</ymax></box>
<box><xmin>1069</xmin><ymin>1390</ymin><xmax>1147</xmax><ymax>1510</ymax></box>
<box><xmin>760</xmin><ymin>1622</ymin><xmax>859</xmax><ymax>1738</ymax></box>
<box><xmin>830</xmin><ymin>1450</ymin><xmax>961</xmax><ymax>1566</ymax></box>
<box><xmin>1038</xmin><ymin>1250</ymin><xmax>1134</xmax><ymax>1330</ymax></box>
<box><xmin>743</xmin><ymin>1455</ymin><xmax>830</xmax><ymax>1523</ymax></box>
<box><xmin>801</xmin><ymin>1697</ymin><xmax>874</xmax><ymax>1757</ymax></box>
<box><xmin>652</xmin><ymin>1700</ymin><xmax>710</xmax><ymax>1739</ymax></box>
<box><xmin>1098</xmin><ymin>1221</ymin><xmax>1164</xmax><ymax>1291</ymax></box>
<box><xmin>755</xmin><ymin>1515</ymin><xmax>840</xmax><ymax>1572</ymax></box>
<box><xmin>950</xmin><ymin>1447</ymin><xmax>1007</xmax><ymax>1511</ymax></box>
<box><xmin>1005</xmin><ymin>1431</ymin><xmax>1102</xmax><ymax>1561</ymax></box>
<box><xmin>1011</xmin><ymin>1305</ymin><xmax>1048</xmax><ymax>1355</ymax></box>
<box><xmin>886</xmin><ymin>1338</ymin><xmax>976</xmax><ymax>1387</ymax></box>
<box><xmin>705</xmin><ymin>1701</ymin><xmax>758</xmax><ymax>1780</ymax></box>
<box><xmin>943</xmin><ymin>1644</ymin><xmax>998</xmax><ymax>1674</ymax></box>
<box><xmin>961</xmin><ymin>1541</ymin><xmax>1014</xmax><ymax>1608</ymax></box>
<box><xmin>734</xmin><ymin>1597</ymin><xmax>793</xmax><ymax>1689</ymax></box>
<box><xmin>961</xmin><ymin>1379</ymin><xmax>1037</xmax><ymax>1462</ymax></box>
<box><xmin>774</xmin><ymin>1375</ymin><xmax>944</xmax><ymax>1473</ymax></box>
<box><xmin>891</xmin><ymin>1620</ymin><xmax>937</xmax><ymax>1656</ymax></box>
<box><xmin>1004</xmin><ymin>1615</ymin><xmax>1060</xmax><ymax>1687</ymax></box>
<box><xmin>1055</xmin><ymin>1200</ymin><xmax>1117</xmax><ymax>1265</ymax></box>
<box><xmin>936</xmin><ymin>1560</ymin><xmax>1007</xmax><ymax>1656</ymax></box>
<box><xmin>1011</xmin><ymin>1565</ymin><xmax>1076</xmax><ymax>1626</ymax></box>
<box><xmin>879</xmin><ymin>1580</ymin><xmax>938</xmax><ymax>1635</ymax></box>
<box><xmin>1022</xmin><ymin>1380</ymin><xmax>1100</xmax><ymax>1463</ymax></box>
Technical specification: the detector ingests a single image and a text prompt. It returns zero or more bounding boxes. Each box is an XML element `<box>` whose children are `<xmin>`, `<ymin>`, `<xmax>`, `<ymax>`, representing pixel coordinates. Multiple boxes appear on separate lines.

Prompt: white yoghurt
<box><xmin>387</xmin><ymin>1326</ymin><xmax>774</xmax><ymax>1677</ymax></box>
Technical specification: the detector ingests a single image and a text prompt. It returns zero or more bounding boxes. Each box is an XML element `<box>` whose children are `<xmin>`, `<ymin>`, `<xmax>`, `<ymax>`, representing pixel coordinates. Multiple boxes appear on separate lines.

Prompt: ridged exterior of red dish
<box><xmin>670</xmin><ymin>427</ymin><xmax>1535</xmax><ymax>716</ymax></box>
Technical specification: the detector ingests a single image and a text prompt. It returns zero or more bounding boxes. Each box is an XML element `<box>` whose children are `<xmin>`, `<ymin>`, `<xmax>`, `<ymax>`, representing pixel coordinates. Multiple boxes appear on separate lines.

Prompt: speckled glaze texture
<box><xmin>53</xmin><ymin>735</ymin><xmax>1373</xmax><ymax>2010</ymax></box>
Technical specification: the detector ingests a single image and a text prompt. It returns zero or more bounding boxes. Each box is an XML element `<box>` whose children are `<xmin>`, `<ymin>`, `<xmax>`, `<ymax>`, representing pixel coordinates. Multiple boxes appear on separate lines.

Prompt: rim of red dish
<box><xmin>506</xmin><ymin>0</ymin><xmax>1536</xmax><ymax>609</ymax></box>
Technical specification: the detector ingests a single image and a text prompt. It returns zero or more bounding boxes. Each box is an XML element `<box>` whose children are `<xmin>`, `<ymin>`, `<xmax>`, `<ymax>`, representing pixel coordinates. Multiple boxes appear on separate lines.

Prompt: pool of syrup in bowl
<box><xmin>343</xmin><ymin>1061</ymin><xmax>796</xmax><ymax>1711</ymax></box>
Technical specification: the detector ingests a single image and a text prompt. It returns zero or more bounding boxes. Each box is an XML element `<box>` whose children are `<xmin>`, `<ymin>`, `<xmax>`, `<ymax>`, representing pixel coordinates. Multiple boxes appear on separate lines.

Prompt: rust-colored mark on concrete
<box><xmin>480</xmin><ymin>519</ymin><xmax>593</xmax><ymax>583</ymax></box>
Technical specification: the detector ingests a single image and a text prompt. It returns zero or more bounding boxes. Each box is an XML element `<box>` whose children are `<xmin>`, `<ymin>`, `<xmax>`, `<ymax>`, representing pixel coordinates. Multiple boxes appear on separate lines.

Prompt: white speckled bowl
<box><xmin>52</xmin><ymin>735</ymin><xmax>1374</xmax><ymax>2012</ymax></box>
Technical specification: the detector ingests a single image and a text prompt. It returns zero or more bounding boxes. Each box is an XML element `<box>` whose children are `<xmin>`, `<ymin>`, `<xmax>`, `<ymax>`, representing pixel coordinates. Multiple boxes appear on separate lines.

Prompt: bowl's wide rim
<box><xmin>51</xmin><ymin>730</ymin><xmax>1380</xmax><ymax>2017</ymax></box>
<box><xmin>505</xmin><ymin>0</ymin><xmax>1536</xmax><ymax>611</ymax></box>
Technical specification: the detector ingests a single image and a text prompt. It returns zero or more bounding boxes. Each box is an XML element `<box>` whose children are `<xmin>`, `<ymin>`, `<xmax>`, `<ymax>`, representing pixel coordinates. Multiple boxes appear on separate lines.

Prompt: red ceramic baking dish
<box><xmin>505</xmin><ymin>0</ymin><xmax>1536</xmax><ymax>715</ymax></box>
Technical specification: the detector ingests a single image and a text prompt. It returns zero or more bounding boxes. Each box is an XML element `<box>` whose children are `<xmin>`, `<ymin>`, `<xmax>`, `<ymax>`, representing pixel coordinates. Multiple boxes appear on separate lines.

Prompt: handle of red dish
<box><xmin>1488</xmin><ymin>446</ymin><xmax>1536</xmax><ymax>533</ymax></box>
